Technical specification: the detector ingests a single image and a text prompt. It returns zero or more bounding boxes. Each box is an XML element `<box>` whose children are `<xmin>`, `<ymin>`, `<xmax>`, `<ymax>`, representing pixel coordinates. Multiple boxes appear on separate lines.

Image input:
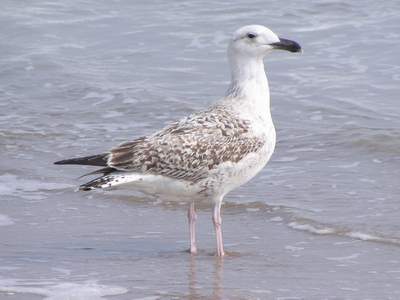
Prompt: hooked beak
<box><xmin>271</xmin><ymin>37</ymin><xmax>301</xmax><ymax>53</ymax></box>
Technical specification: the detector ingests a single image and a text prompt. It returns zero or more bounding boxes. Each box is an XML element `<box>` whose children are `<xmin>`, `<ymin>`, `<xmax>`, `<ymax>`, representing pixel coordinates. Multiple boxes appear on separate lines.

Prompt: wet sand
<box><xmin>1</xmin><ymin>191</ymin><xmax>400</xmax><ymax>299</ymax></box>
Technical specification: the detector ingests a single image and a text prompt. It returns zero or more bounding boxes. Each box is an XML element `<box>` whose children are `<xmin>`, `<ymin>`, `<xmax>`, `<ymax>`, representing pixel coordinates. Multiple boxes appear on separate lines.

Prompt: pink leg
<box><xmin>187</xmin><ymin>201</ymin><xmax>197</xmax><ymax>254</ymax></box>
<box><xmin>213</xmin><ymin>202</ymin><xmax>225</xmax><ymax>257</ymax></box>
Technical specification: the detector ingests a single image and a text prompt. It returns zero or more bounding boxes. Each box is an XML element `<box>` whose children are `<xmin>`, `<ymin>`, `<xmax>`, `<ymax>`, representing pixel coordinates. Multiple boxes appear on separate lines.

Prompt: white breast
<box><xmin>203</xmin><ymin>123</ymin><xmax>276</xmax><ymax>197</ymax></box>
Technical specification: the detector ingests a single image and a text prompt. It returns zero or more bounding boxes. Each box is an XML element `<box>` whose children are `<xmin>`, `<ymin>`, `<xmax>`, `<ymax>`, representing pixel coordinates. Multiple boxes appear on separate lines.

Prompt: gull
<box><xmin>55</xmin><ymin>25</ymin><xmax>301</xmax><ymax>257</ymax></box>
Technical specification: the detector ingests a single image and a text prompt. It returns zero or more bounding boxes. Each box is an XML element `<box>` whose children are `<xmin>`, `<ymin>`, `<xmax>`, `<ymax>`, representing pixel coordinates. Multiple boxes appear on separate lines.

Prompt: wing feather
<box><xmin>107</xmin><ymin>106</ymin><xmax>265</xmax><ymax>182</ymax></box>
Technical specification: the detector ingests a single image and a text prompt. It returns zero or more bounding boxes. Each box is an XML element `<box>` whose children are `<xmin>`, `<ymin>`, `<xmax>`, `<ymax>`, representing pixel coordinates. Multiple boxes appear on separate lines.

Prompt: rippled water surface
<box><xmin>1</xmin><ymin>0</ymin><xmax>400</xmax><ymax>299</ymax></box>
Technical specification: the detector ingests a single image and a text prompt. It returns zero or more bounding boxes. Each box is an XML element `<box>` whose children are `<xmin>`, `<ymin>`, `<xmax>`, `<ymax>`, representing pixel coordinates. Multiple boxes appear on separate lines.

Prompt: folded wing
<box><xmin>108</xmin><ymin>106</ymin><xmax>265</xmax><ymax>183</ymax></box>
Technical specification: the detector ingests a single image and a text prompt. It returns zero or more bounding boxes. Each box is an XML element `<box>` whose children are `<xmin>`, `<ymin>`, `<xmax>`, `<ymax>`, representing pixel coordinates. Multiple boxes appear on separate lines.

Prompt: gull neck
<box><xmin>225</xmin><ymin>52</ymin><xmax>271</xmax><ymax>117</ymax></box>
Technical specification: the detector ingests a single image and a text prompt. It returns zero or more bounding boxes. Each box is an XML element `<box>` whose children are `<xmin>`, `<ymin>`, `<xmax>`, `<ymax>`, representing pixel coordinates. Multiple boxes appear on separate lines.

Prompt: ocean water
<box><xmin>1</xmin><ymin>0</ymin><xmax>400</xmax><ymax>299</ymax></box>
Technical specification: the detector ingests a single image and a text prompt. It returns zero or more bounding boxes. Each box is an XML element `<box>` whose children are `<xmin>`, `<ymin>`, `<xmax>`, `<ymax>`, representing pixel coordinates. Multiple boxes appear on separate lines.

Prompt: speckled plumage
<box><xmin>109</xmin><ymin>106</ymin><xmax>265</xmax><ymax>182</ymax></box>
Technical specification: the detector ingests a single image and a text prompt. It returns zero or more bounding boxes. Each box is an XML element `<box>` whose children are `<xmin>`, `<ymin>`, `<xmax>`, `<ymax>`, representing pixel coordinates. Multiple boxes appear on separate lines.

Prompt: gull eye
<box><xmin>247</xmin><ymin>33</ymin><xmax>257</xmax><ymax>39</ymax></box>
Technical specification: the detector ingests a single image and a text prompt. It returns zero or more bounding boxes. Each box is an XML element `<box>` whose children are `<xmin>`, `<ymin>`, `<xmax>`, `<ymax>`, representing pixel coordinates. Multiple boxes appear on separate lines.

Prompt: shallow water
<box><xmin>1</xmin><ymin>0</ymin><xmax>400</xmax><ymax>299</ymax></box>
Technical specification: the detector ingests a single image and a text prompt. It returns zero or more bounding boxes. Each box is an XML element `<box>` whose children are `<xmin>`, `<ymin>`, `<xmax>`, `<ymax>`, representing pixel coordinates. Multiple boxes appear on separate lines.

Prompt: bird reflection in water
<box><xmin>187</xmin><ymin>256</ymin><xmax>224</xmax><ymax>299</ymax></box>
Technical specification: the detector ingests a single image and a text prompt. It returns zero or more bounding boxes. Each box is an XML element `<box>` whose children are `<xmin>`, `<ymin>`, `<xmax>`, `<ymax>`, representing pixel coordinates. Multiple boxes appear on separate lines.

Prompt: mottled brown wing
<box><xmin>108</xmin><ymin>107</ymin><xmax>264</xmax><ymax>183</ymax></box>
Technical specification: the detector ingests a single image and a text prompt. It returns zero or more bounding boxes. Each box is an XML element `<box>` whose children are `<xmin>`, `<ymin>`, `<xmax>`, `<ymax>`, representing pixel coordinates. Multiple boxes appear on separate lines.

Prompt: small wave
<box><xmin>288</xmin><ymin>220</ymin><xmax>400</xmax><ymax>246</ymax></box>
<box><xmin>288</xmin><ymin>222</ymin><xmax>336</xmax><ymax>235</ymax></box>
<box><xmin>328</xmin><ymin>127</ymin><xmax>400</xmax><ymax>155</ymax></box>
<box><xmin>224</xmin><ymin>201</ymin><xmax>400</xmax><ymax>247</ymax></box>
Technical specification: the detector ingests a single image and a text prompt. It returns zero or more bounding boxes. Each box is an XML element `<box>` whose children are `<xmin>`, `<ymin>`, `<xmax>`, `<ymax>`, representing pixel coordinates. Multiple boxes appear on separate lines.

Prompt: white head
<box><xmin>226</xmin><ymin>25</ymin><xmax>301</xmax><ymax>98</ymax></box>
<box><xmin>228</xmin><ymin>25</ymin><xmax>301</xmax><ymax>59</ymax></box>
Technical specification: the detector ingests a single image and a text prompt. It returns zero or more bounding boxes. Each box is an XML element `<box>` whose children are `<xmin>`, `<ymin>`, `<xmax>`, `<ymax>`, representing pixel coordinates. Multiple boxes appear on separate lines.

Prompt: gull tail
<box><xmin>79</xmin><ymin>171</ymin><xmax>140</xmax><ymax>191</ymax></box>
<box><xmin>79</xmin><ymin>171</ymin><xmax>129</xmax><ymax>191</ymax></box>
<box><xmin>55</xmin><ymin>153</ymin><xmax>121</xmax><ymax>191</ymax></box>
<box><xmin>54</xmin><ymin>153</ymin><xmax>109</xmax><ymax>166</ymax></box>
<box><xmin>79</xmin><ymin>174</ymin><xmax>116</xmax><ymax>191</ymax></box>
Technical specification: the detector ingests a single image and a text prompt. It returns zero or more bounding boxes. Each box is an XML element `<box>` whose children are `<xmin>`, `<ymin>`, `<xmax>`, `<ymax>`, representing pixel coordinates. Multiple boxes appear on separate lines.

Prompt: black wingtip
<box><xmin>53</xmin><ymin>154</ymin><xmax>109</xmax><ymax>166</ymax></box>
<box><xmin>78</xmin><ymin>167</ymin><xmax>116</xmax><ymax>179</ymax></box>
<box><xmin>79</xmin><ymin>185</ymin><xmax>93</xmax><ymax>191</ymax></box>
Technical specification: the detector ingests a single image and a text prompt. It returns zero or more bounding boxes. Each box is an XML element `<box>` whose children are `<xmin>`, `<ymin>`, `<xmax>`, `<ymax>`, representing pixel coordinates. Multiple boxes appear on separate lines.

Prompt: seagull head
<box><xmin>229</xmin><ymin>25</ymin><xmax>301</xmax><ymax>58</ymax></box>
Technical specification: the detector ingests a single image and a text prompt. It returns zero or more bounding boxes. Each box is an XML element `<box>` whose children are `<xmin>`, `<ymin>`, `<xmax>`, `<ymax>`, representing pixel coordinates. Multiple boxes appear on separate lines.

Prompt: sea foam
<box><xmin>0</xmin><ymin>279</ymin><xmax>128</xmax><ymax>300</ymax></box>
